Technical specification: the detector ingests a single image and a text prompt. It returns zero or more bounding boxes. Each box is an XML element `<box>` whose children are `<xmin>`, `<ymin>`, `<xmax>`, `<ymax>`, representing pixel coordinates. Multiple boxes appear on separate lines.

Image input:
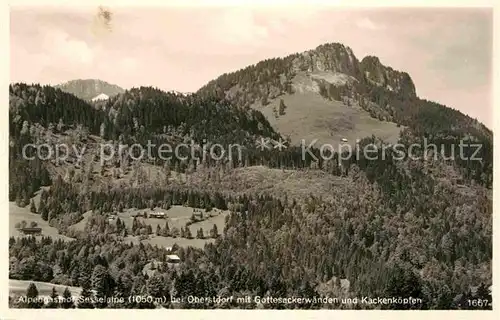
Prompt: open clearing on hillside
<box><xmin>72</xmin><ymin>206</ymin><xmax>228</xmax><ymax>233</ymax></box>
<box><xmin>9</xmin><ymin>189</ymin><xmax>74</xmax><ymax>241</ymax></box>
<box><xmin>253</xmin><ymin>84</ymin><xmax>402</xmax><ymax>146</ymax></box>
<box><xmin>186</xmin><ymin>209</ymin><xmax>228</xmax><ymax>236</ymax></box>
<box><xmin>190</xmin><ymin>165</ymin><xmax>350</xmax><ymax>204</ymax></box>
<box><xmin>71</xmin><ymin>205</ymin><xmax>229</xmax><ymax>249</ymax></box>
<box><xmin>118</xmin><ymin>205</ymin><xmax>228</xmax><ymax>233</ymax></box>
<box><xmin>9</xmin><ymin>279</ymin><xmax>82</xmax><ymax>298</ymax></box>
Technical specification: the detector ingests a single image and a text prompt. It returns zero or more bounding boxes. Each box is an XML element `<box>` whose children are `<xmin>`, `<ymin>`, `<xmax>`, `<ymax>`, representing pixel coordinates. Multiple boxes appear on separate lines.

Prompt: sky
<box><xmin>9</xmin><ymin>6</ymin><xmax>493</xmax><ymax>127</ymax></box>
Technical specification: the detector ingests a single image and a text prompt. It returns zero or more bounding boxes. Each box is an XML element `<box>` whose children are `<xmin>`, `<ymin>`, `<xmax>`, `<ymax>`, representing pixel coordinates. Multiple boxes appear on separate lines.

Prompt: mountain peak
<box><xmin>198</xmin><ymin>41</ymin><xmax>419</xmax><ymax>105</ymax></box>
<box><xmin>55</xmin><ymin>79</ymin><xmax>125</xmax><ymax>101</ymax></box>
<box><xmin>360</xmin><ymin>55</ymin><xmax>416</xmax><ymax>97</ymax></box>
<box><xmin>291</xmin><ymin>42</ymin><xmax>361</xmax><ymax>78</ymax></box>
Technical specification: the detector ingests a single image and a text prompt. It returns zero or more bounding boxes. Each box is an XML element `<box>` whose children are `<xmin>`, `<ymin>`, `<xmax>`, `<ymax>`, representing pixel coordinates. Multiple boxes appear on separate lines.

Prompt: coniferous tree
<box><xmin>25</xmin><ymin>282</ymin><xmax>43</xmax><ymax>308</ymax></box>
<box><xmin>278</xmin><ymin>99</ymin><xmax>286</xmax><ymax>116</ymax></box>
<box><xmin>383</xmin><ymin>266</ymin><xmax>425</xmax><ymax>310</ymax></box>
<box><xmin>46</xmin><ymin>287</ymin><xmax>59</xmax><ymax>308</ymax></box>
<box><xmin>186</xmin><ymin>227</ymin><xmax>193</xmax><ymax>239</ymax></box>
<box><xmin>77</xmin><ymin>282</ymin><xmax>95</xmax><ymax>309</ymax></box>
<box><xmin>61</xmin><ymin>287</ymin><xmax>75</xmax><ymax>309</ymax></box>
<box><xmin>30</xmin><ymin>199</ymin><xmax>37</xmax><ymax>214</ymax></box>
<box><xmin>196</xmin><ymin>228</ymin><xmax>204</xmax><ymax>239</ymax></box>
<box><xmin>210</xmin><ymin>224</ymin><xmax>218</xmax><ymax>238</ymax></box>
<box><xmin>91</xmin><ymin>264</ymin><xmax>113</xmax><ymax>308</ymax></box>
<box><xmin>475</xmin><ymin>283</ymin><xmax>492</xmax><ymax>309</ymax></box>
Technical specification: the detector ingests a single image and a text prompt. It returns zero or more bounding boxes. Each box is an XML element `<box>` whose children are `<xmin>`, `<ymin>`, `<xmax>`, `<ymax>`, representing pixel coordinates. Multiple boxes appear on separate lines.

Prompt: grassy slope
<box><xmin>9</xmin><ymin>279</ymin><xmax>82</xmax><ymax>298</ymax></box>
<box><xmin>9</xmin><ymin>189</ymin><xmax>75</xmax><ymax>242</ymax></box>
<box><xmin>252</xmin><ymin>72</ymin><xmax>402</xmax><ymax>146</ymax></box>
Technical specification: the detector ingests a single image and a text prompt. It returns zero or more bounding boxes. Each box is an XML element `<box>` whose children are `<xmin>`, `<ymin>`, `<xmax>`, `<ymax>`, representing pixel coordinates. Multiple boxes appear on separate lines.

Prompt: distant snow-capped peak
<box><xmin>91</xmin><ymin>93</ymin><xmax>110</xmax><ymax>101</ymax></box>
<box><xmin>168</xmin><ymin>90</ymin><xmax>192</xmax><ymax>96</ymax></box>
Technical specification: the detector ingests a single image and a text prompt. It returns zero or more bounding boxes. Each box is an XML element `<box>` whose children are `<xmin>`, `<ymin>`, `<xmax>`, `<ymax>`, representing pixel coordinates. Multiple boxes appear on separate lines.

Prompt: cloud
<box><xmin>355</xmin><ymin>17</ymin><xmax>384</xmax><ymax>30</ymax></box>
<box><xmin>119</xmin><ymin>57</ymin><xmax>138</xmax><ymax>71</ymax></box>
<box><xmin>208</xmin><ymin>8</ymin><xmax>269</xmax><ymax>46</ymax></box>
<box><xmin>42</xmin><ymin>29</ymin><xmax>95</xmax><ymax>65</ymax></box>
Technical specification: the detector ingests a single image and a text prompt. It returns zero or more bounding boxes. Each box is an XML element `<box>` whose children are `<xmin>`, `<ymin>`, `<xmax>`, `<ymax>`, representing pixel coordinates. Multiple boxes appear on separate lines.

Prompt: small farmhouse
<box><xmin>166</xmin><ymin>254</ymin><xmax>181</xmax><ymax>264</ymax></box>
<box><xmin>149</xmin><ymin>212</ymin><xmax>166</xmax><ymax>219</ymax></box>
<box><xmin>193</xmin><ymin>212</ymin><xmax>203</xmax><ymax>218</ymax></box>
<box><xmin>19</xmin><ymin>227</ymin><xmax>42</xmax><ymax>235</ymax></box>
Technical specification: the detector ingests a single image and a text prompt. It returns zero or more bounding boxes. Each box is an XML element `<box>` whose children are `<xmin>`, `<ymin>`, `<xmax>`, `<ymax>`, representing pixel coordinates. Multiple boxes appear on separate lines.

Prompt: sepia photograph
<box><xmin>3</xmin><ymin>1</ymin><xmax>496</xmax><ymax>317</ymax></box>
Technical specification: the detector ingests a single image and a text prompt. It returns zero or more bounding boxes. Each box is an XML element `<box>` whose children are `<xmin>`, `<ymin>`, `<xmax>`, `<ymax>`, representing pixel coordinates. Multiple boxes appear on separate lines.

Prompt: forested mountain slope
<box><xmin>198</xmin><ymin>42</ymin><xmax>493</xmax><ymax>185</ymax></box>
